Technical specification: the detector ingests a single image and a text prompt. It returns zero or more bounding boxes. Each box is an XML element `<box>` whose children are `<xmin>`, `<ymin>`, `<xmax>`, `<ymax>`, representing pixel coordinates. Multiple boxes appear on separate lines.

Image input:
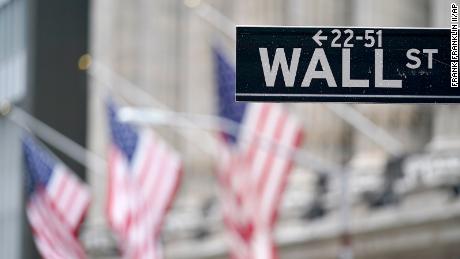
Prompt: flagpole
<box><xmin>5</xmin><ymin>104</ymin><xmax>106</xmax><ymax>174</ymax></box>
<box><xmin>184</xmin><ymin>0</ymin><xmax>236</xmax><ymax>41</ymax></box>
<box><xmin>88</xmin><ymin>61</ymin><xmax>221</xmax><ymax>160</ymax></box>
<box><xmin>326</xmin><ymin>104</ymin><xmax>403</xmax><ymax>156</ymax></box>
<box><xmin>118</xmin><ymin>106</ymin><xmax>341</xmax><ymax>174</ymax></box>
<box><xmin>89</xmin><ymin>60</ymin><xmax>344</xmax><ymax>175</ymax></box>
<box><xmin>184</xmin><ymin>0</ymin><xmax>404</xmax><ymax>157</ymax></box>
<box><xmin>2</xmin><ymin>64</ymin><xmax>340</xmax><ymax>183</ymax></box>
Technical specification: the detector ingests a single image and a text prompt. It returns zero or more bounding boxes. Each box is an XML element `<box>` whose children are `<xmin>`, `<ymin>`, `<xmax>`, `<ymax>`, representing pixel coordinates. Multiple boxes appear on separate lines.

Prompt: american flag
<box><xmin>106</xmin><ymin>100</ymin><xmax>182</xmax><ymax>259</ymax></box>
<box><xmin>213</xmin><ymin>45</ymin><xmax>252</xmax><ymax>258</ymax></box>
<box><xmin>23</xmin><ymin>135</ymin><xmax>90</xmax><ymax>259</ymax></box>
<box><xmin>238</xmin><ymin>103</ymin><xmax>303</xmax><ymax>259</ymax></box>
<box><xmin>214</xmin><ymin>47</ymin><xmax>303</xmax><ymax>259</ymax></box>
<box><xmin>213</xmin><ymin>45</ymin><xmax>247</xmax><ymax>144</ymax></box>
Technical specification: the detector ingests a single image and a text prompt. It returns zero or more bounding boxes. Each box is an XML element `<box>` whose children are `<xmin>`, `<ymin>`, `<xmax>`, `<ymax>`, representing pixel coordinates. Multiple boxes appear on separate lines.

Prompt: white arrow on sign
<box><xmin>313</xmin><ymin>30</ymin><xmax>328</xmax><ymax>46</ymax></box>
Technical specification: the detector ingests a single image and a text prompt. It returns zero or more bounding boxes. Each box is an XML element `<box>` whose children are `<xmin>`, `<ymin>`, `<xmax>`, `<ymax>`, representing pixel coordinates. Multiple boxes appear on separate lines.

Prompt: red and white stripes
<box><xmin>46</xmin><ymin>165</ymin><xmax>91</xmax><ymax>232</ymax></box>
<box><xmin>27</xmin><ymin>165</ymin><xmax>90</xmax><ymax>259</ymax></box>
<box><xmin>219</xmin><ymin>103</ymin><xmax>303</xmax><ymax>259</ymax></box>
<box><xmin>107</xmin><ymin>130</ymin><xmax>182</xmax><ymax>259</ymax></box>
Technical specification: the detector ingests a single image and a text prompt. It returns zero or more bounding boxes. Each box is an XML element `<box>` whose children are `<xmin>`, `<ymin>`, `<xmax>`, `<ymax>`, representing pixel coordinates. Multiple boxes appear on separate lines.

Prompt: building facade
<box><xmin>87</xmin><ymin>0</ymin><xmax>460</xmax><ymax>258</ymax></box>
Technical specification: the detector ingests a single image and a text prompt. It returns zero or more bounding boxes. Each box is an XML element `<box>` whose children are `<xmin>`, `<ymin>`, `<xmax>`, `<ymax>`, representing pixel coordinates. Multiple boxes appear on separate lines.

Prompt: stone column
<box><xmin>287</xmin><ymin>0</ymin><xmax>354</xmax><ymax>164</ymax></box>
<box><xmin>233</xmin><ymin>0</ymin><xmax>354</xmax><ymax>164</ymax></box>
<box><xmin>428</xmin><ymin>0</ymin><xmax>460</xmax><ymax>151</ymax></box>
<box><xmin>349</xmin><ymin>0</ymin><xmax>432</xmax><ymax>166</ymax></box>
<box><xmin>85</xmin><ymin>0</ymin><xmax>116</xmax><ymax>256</ymax></box>
<box><xmin>87</xmin><ymin>0</ymin><xmax>216</xmax><ymax>256</ymax></box>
